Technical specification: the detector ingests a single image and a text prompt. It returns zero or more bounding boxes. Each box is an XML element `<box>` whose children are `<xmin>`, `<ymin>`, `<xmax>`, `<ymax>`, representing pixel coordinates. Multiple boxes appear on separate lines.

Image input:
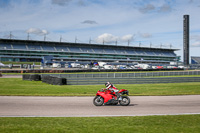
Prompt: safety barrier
<box><xmin>22</xmin><ymin>74</ymin><xmax>41</xmax><ymax>81</ymax></box>
<box><xmin>66</xmin><ymin>77</ymin><xmax>200</xmax><ymax>85</ymax></box>
<box><xmin>23</xmin><ymin>71</ymin><xmax>200</xmax><ymax>85</ymax></box>
<box><xmin>22</xmin><ymin>74</ymin><xmax>66</xmax><ymax>85</ymax></box>
<box><xmin>42</xmin><ymin>70</ymin><xmax>200</xmax><ymax>79</ymax></box>
<box><xmin>41</xmin><ymin>75</ymin><xmax>67</xmax><ymax>85</ymax></box>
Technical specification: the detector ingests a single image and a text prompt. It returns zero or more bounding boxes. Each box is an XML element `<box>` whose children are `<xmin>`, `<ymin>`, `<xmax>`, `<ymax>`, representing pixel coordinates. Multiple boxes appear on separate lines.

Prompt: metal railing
<box><xmin>66</xmin><ymin>77</ymin><xmax>200</xmax><ymax>85</ymax></box>
<box><xmin>40</xmin><ymin>70</ymin><xmax>200</xmax><ymax>85</ymax></box>
<box><xmin>42</xmin><ymin>70</ymin><xmax>200</xmax><ymax>79</ymax></box>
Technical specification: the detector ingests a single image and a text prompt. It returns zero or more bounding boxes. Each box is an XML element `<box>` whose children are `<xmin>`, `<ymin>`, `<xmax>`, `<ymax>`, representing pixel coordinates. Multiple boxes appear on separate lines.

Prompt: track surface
<box><xmin>0</xmin><ymin>95</ymin><xmax>200</xmax><ymax>117</ymax></box>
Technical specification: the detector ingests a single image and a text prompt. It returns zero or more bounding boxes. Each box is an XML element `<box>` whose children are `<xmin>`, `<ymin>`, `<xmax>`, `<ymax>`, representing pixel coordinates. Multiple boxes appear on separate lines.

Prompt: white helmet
<box><xmin>105</xmin><ymin>82</ymin><xmax>111</xmax><ymax>87</ymax></box>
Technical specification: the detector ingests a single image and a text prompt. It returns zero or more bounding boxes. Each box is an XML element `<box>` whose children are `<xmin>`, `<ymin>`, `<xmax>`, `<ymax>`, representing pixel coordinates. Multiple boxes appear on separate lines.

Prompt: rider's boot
<box><xmin>116</xmin><ymin>92</ymin><xmax>121</xmax><ymax>100</ymax></box>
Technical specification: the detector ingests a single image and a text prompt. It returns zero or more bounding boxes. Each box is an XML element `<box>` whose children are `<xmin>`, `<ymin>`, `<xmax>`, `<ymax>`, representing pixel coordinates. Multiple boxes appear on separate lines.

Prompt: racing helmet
<box><xmin>105</xmin><ymin>82</ymin><xmax>111</xmax><ymax>87</ymax></box>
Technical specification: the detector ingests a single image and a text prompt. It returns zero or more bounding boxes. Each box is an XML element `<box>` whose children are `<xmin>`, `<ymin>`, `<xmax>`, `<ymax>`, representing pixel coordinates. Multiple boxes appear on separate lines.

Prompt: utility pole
<box><xmin>27</xmin><ymin>33</ymin><xmax>30</xmax><ymax>40</ymax></box>
<box><xmin>9</xmin><ymin>31</ymin><xmax>12</xmax><ymax>39</ymax></box>
<box><xmin>89</xmin><ymin>37</ymin><xmax>91</xmax><ymax>44</ymax></box>
<box><xmin>60</xmin><ymin>35</ymin><xmax>62</xmax><ymax>43</ymax></box>
<box><xmin>139</xmin><ymin>41</ymin><xmax>141</xmax><ymax>47</ymax></box>
<box><xmin>44</xmin><ymin>34</ymin><xmax>46</xmax><ymax>41</ymax></box>
<box><xmin>75</xmin><ymin>36</ymin><xmax>77</xmax><ymax>43</ymax></box>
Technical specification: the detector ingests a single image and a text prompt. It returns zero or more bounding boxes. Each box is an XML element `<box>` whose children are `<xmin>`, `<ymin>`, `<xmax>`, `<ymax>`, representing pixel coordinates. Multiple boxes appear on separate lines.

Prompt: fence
<box><xmin>42</xmin><ymin>71</ymin><xmax>200</xmax><ymax>79</ymax></box>
<box><xmin>66</xmin><ymin>77</ymin><xmax>200</xmax><ymax>85</ymax></box>
<box><xmin>41</xmin><ymin>71</ymin><xmax>200</xmax><ymax>85</ymax></box>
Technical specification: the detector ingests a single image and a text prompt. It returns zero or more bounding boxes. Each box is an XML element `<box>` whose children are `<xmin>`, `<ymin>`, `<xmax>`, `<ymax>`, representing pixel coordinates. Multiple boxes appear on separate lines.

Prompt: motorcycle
<box><xmin>93</xmin><ymin>88</ymin><xmax>130</xmax><ymax>106</ymax></box>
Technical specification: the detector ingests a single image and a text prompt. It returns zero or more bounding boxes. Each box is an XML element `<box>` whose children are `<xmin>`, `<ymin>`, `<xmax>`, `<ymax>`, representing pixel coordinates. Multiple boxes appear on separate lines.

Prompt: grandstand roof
<box><xmin>0</xmin><ymin>38</ymin><xmax>179</xmax><ymax>51</ymax></box>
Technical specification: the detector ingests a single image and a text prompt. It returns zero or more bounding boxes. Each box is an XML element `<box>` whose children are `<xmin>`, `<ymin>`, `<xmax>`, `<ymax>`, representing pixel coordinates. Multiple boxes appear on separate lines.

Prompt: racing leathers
<box><xmin>106</xmin><ymin>84</ymin><xmax>120</xmax><ymax>100</ymax></box>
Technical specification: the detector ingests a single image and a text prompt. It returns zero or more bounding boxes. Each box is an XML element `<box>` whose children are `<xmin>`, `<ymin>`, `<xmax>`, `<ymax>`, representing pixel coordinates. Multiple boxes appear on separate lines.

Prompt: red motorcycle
<box><xmin>93</xmin><ymin>88</ymin><xmax>130</xmax><ymax>106</ymax></box>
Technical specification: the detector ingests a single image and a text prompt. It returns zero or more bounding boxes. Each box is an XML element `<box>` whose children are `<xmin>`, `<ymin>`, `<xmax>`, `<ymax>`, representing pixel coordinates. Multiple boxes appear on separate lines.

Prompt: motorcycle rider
<box><xmin>105</xmin><ymin>82</ymin><xmax>120</xmax><ymax>100</ymax></box>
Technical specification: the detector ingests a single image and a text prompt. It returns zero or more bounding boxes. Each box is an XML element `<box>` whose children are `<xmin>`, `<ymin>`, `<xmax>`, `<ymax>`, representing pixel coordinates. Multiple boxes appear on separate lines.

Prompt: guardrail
<box><xmin>42</xmin><ymin>70</ymin><xmax>200</xmax><ymax>79</ymax></box>
<box><xmin>40</xmin><ymin>70</ymin><xmax>200</xmax><ymax>85</ymax></box>
<box><xmin>65</xmin><ymin>77</ymin><xmax>200</xmax><ymax>85</ymax></box>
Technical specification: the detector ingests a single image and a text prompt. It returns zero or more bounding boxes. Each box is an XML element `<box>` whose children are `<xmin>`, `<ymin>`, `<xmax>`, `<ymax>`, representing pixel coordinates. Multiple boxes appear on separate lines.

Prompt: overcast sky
<box><xmin>0</xmin><ymin>0</ymin><xmax>200</xmax><ymax>60</ymax></box>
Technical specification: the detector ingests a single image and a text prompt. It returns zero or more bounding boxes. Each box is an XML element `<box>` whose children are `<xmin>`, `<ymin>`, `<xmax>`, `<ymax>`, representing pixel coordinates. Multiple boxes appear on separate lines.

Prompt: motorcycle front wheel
<box><xmin>93</xmin><ymin>96</ymin><xmax>104</xmax><ymax>106</ymax></box>
<box><xmin>119</xmin><ymin>96</ymin><xmax>130</xmax><ymax>106</ymax></box>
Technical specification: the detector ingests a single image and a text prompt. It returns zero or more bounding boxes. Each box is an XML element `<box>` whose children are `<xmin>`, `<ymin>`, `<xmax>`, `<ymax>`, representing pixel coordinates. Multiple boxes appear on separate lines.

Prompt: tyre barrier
<box><xmin>41</xmin><ymin>75</ymin><xmax>67</xmax><ymax>85</ymax></box>
<box><xmin>22</xmin><ymin>74</ymin><xmax>41</xmax><ymax>81</ymax></box>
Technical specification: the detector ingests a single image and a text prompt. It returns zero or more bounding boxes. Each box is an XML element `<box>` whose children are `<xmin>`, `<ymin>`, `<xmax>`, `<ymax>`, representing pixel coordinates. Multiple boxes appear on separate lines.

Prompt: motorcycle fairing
<box><xmin>119</xmin><ymin>89</ymin><xmax>129</xmax><ymax>95</ymax></box>
<box><xmin>96</xmin><ymin>90</ymin><xmax>116</xmax><ymax>103</ymax></box>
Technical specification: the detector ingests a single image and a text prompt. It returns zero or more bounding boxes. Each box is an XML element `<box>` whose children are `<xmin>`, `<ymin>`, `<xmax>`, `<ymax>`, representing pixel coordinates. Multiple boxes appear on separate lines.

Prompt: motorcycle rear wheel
<box><xmin>119</xmin><ymin>96</ymin><xmax>130</xmax><ymax>106</ymax></box>
<box><xmin>93</xmin><ymin>96</ymin><xmax>104</xmax><ymax>106</ymax></box>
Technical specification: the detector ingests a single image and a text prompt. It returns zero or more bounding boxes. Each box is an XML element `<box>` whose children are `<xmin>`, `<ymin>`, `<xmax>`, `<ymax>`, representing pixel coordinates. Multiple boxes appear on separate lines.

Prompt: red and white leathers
<box><xmin>106</xmin><ymin>84</ymin><xmax>119</xmax><ymax>93</ymax></box>
<box><xmin>105</xmin><ymin>82</ymin><xmax>120</xmax><ymax>100</ymax></box>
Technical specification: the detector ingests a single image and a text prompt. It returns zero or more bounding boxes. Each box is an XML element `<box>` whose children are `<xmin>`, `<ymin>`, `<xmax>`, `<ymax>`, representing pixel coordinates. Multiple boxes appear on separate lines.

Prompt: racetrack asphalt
<box><xmin>0</xmin><ymin>95</ymin><xmax>200</xmax><ymax>117</ymax></box>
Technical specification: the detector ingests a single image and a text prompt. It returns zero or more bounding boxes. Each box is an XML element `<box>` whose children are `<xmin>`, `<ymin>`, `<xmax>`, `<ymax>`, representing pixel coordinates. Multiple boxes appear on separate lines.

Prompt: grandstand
<box><xmin>0</xmin><ymin>38</ymin><xmax>179</xmax><ymax>64</ymax></box>
<box><xmin>191</xmin><ymin>56</ymin><xmax>200</xmax><ymax>64</ymax></box>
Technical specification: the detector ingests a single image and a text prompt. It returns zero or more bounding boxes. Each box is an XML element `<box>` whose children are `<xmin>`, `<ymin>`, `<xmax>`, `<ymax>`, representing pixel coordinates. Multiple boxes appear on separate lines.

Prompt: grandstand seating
<box><xmin>68</xmin><ymin>47</ymin><xmax>82</xmax><ymax>52</ymax></box>
<box><xmin>80</xmin><ymin>47</ymin><xmax>94</xmax><ymax>53</ymax></box>
<box><xmin>27</xmin><ymin>45</ymin><xmax>42</xmax><ymax>51</ymax></box>
<box><xmin>0</xmin><ymin>42</ymin><xmax>177</xmax><ymax>57</ymax></box>
<box><xmin>135</xmin><ymin>49</ymin><xmax>146</xmax><ymax>55</ymax></box>
<box><xmin>0</xmin><ymin>39</ymin><xmax>178</xmax><ymax>64</ymax></box>
<box><xmin>145</xmin><ymin>50</ymin><xmax>156</xmax><ymax>56</ymax></box>
<box><xmin>93</xmin><ymin>48</ymin><xmax>104</xmax><ymax>53</ymax></box>
<box><xmin>55</xmin><ymin>46</ymin><xmax>69</xmax><ymax>52</ymax></box>
<box><xmin>0</xmin><ymin>43</ymin><xmax>12</xmax><ymax>49</ymax></box>
<box><xmin>162</xmin><ymin>52</ymin><xmax>176</xmax><ymax>57</ymax></box>
<box><xmin>41</xmin><ymin>45</ymin><xmax>55</xmax><ymax>51</ymax></box>
<box><xmin>12</xmin><ymin>44</ymin><xmax>27</xmax><ymax>50</ymax></box>
<box><xmin>115</xmin><ymin>49</ymin><xmax>127</xmax><ymax>54</ymax></box>
<box><xmin>103</xmin><ymin>48</ymin><xmax>116</xmax><ymax>54</ymax></box>
<box><xmin>125</xmin><ymin>50</ymin><xmax>137</xmax><ymax>55</ymax></box>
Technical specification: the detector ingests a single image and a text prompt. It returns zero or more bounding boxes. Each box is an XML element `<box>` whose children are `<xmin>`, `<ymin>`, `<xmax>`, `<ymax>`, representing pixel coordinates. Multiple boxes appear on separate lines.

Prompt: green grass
<box><xmin>0</xmin><ymin>115</ymin><xmax>200</xmax><ymax>133</ymax></box>
<box><xmin>1</xmin><ymin>78</ymin><xmax>200</xmax><ymax>96</ymax></box>
<box><xmin>1</xmin><ymin>61</ymin><xmax>40</xmax><ymax>65</ymax></box>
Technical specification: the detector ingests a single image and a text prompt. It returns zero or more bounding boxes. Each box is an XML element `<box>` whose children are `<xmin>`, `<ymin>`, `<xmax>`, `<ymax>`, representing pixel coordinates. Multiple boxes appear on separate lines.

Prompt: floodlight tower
<box><xmin>183</xmin><ymin>15</ymin><xmax>190</xmax><ymax>66</ymax></box>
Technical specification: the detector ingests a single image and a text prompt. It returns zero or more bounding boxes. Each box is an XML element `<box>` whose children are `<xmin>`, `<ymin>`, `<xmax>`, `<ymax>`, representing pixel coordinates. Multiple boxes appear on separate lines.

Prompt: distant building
<box><xmin>191</xmin><ymin>56</ymin><xmax>200</xmax><ymax>64</ymax></box>
<box><xmin>0</xmin><ymin>38</ymin><xmax>179</xmax><ymax>64</ymax></box>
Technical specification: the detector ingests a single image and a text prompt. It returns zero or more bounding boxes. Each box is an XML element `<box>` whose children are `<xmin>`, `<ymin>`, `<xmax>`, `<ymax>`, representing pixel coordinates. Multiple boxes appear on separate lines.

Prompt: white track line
<box><xmin>1</xmin><ymin>113</ymin><xmax>200</xmax><ymax>117</ymax></box>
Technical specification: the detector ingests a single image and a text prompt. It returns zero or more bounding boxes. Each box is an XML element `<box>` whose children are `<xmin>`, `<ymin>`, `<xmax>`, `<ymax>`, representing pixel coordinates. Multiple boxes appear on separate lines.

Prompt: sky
<box><xmin>0</xmin><ymin>0</ymin><xmax>200</xmax><ymax>61</ymax></box>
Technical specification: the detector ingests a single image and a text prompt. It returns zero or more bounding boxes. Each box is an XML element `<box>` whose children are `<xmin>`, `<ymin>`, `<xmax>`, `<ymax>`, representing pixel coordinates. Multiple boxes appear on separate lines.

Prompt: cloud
<box><xmin>139</xmin><ymin>3</ymin><xmax>172</xmax><ymax>14</ymax></box>
<box><xmin>96</xmin><ymin>33</ymin><xmax>118</xmax><ymax>43</ymax></box>
<box><xmin>51</xmin><ymin>0</ymin><xmax>72</xmax><ymax>6</ymax></box>
<box><xmin>96</xmin><ymin>33</ymin><xmax>134</xmax><ymax>44</ymax></box>
<box><xmin>191</xmin><ymin>35</ymin><xmax>200</xmax><ymax>47</ymax></box>
<box><xmin>139</xmin><ymin>32</ymin><xmax>152</xmax><ymax>38</ymax></box>
<box><xmin>192</xmin><ymin>42</ymin><xmax>200</xmax><ymax>47</ymax></box>
<box><xmin>158</xmin><ymin>4</ymin><xmax>172</xmax><ymax>13</ymax></box>
<box><xmin>26</xmin><ymin>28</ymin><xmax>49</xmax><ymax>35</ymax></box>
<box><xmin>81</xmin><ymin>20</ymin><xmax>98</xmax><ymax>24</ymax></box>
<box><xmin>51</xmin><ymin>0</ymin><xmax>86</xmax><ymax>6</ymax></box>
<box><xmin>121</xmin><ymin>34</ymin><xmax>134</xmax><ymax>42</ymax></box>
<box><xmin>191</xmin><ymin>35</ymin><xmax>200</xmax><ymax>41</ymax></box>
<box><xmin>77</xmin><ymin>0</ymin><xmax>86</xmax><ymax>6</ymax></box>
<box><xmin>139</xmin><ymin>4</ymin><xmax>155</xmax><ymax>13</ymax></box>
<box><xmin>189</xmin><ymin>0</ymin><xmax>194</xmax><ymax>3</ymax></box>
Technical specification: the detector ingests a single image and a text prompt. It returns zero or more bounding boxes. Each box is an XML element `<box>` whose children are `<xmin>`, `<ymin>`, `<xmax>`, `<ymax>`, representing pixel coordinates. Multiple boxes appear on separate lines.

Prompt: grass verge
<box><xmin>0</xmin><ymin>115</ymin><xmax>200</xmax><ymax>133</ymax></box>
<box><xmin>0</xmin><ymin>78</ymin><xmax>200</xmax><ymax>96</ymax></box>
